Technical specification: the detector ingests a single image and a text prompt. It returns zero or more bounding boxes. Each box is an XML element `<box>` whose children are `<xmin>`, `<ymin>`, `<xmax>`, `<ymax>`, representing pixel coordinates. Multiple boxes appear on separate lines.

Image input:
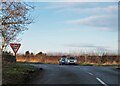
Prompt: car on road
<box><xmin>65</xmin><ymin>57</ymin><xmax>77</xmax><ymax>65</ymax></box>
<box><xmin>59</xmin><ymin>56</ymin><xmax>67</xmax><ymax>65</ymax></box>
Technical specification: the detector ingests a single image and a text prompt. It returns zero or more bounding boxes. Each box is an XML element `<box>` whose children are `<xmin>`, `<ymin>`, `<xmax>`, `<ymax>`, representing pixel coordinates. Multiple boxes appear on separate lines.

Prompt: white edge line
<box><xmin>96</xmin><ymin>78</ymin><xmax>108</xmax><ymax>86</ymax></box>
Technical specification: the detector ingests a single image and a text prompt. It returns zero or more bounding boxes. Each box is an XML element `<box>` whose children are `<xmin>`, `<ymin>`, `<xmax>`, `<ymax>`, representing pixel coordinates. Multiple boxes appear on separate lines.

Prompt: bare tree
<box><xmin>0</xmin><ymin>2</ymin><xmax>33</xmax><ymax>52</ymax></box>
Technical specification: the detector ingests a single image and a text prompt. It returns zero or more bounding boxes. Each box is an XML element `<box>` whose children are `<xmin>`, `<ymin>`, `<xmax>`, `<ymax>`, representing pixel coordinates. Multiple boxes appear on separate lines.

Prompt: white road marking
<box><xmin>88</xmin><ymin>72</ymin><xmax>93</xmax><ymax>75</ymax></box>
<box><xmin>96</xmin><ymin>78</ymin><xmax>108</xmax><ymax>86</ymax></box>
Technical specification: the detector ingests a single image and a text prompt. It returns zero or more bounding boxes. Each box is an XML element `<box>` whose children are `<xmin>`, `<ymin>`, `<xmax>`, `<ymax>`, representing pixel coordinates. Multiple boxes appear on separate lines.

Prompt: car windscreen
<box><xmin>61</xmin><ymin>58</ymin><xmax>66</xmax><ymax>60</ymax></box>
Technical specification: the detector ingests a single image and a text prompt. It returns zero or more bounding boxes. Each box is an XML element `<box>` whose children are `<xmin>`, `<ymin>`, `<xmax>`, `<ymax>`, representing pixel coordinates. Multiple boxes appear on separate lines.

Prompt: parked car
<box><xmin>59</xmin><ymin>56</ymin><xmax>67</xmax><ymax>65</ymax></box>
<box><xmin>65</xmin><ymin>57</ymin><xmax>77</xmax><ymax>65</ymax></box>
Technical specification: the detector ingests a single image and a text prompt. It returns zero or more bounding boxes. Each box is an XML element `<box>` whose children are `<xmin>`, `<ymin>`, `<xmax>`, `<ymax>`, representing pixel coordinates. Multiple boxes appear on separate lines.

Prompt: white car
<box><xmin>65</xmin><ymin>57</ymin><xmax>77</xmax><ymax>65</ymax></box>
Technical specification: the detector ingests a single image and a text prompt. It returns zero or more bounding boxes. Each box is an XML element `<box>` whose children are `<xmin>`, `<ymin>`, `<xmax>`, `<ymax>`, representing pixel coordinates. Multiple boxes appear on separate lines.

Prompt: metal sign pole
<box><xmin>15</xmin><ymin>53</ymin><xmax>16</xmax><ymax>62</ymax></box>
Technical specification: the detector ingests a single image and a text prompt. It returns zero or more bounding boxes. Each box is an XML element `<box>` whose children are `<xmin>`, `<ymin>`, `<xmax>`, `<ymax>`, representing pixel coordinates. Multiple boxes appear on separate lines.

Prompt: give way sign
<box><xmin>10</xmin><ymin>43</ymin><xmax>21</xmax><ymax>55</ymax></box>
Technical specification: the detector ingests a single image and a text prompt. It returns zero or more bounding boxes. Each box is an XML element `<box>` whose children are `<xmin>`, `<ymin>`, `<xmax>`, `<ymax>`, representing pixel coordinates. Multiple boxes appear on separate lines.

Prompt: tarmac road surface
<box><xmin>27</xmin><ymin>64</ymin><xmax>120</xmax><ymax>86</ymax></box>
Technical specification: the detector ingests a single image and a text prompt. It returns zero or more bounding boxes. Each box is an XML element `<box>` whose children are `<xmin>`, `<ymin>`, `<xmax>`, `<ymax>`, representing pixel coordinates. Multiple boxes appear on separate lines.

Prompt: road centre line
<box><xmin>96</xmin><ymin>78</ymin><xmax>108</xmax><ymax>86</ymax></box>
<box><xmin>88</xmin><ymin>72</ymin><xmax>94</xmax><ymax>75</ymax></box>
<box><xmin>87</xmin><ymin>72</ymin><xmax>108</xmax><ymax>86</ymax></box>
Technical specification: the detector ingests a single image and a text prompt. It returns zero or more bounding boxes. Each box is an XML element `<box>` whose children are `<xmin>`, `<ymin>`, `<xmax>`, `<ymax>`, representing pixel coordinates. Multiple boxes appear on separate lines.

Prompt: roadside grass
<box><xmin>17</xmin><ymin>62</ymin><xmax>120</xmax><ymax>67</ymax></box>
<box><xmin>2</xmin><ymin>63</ymin><xmax>42</xmax><ymax>84</ymax></box>
<box><xmin>79</xmin><ymin>62</ymin><xmax>120</xmax><ymax>66</ymax></box>
<box><xmin>79</xmin><ymin>63</ymin><xmax>120</xmax><ymax>70</ymax></box>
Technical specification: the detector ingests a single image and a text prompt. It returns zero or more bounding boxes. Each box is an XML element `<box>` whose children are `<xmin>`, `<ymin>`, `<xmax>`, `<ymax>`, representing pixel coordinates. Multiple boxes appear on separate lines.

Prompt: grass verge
<box><xmin>79</xmin><ymin>63</ymin><xmax>120</xmax><ymax>66</ymax></box>
<box><xmin>2</xmin><ymin>63</ymin><xmax>43</xmax><ymax>85</ymax></box>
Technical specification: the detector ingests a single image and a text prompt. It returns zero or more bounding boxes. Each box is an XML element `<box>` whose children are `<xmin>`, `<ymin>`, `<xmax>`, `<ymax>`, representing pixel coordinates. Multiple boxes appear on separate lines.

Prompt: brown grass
<box><xmin>16</xmin><ymin>54</ymin><xmax>120</xmax><ymax>65</ymax></box>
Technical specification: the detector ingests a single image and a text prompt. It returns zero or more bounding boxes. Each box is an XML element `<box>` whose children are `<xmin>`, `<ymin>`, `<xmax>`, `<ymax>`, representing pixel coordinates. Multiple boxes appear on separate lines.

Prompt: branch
<box><xmin>2</xmin><ymin>21</ymin><xmax>24</xmax><ymax>25</ymax></box>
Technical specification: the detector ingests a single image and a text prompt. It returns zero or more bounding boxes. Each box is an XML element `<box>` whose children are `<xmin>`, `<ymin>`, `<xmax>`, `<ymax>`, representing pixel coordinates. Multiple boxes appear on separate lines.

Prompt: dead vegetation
<box><xmin>16</xmin><ymin>54</ymin><xmax>120</xmax><ymax>65</ymax></box>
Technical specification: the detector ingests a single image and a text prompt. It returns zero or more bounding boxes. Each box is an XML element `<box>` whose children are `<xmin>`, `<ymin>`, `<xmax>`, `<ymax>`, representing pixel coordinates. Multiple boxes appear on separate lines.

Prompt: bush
<box><xmin>2</xmin><ymin>51</ymin><xmax>16</xmax><ymax>64</ymax></box>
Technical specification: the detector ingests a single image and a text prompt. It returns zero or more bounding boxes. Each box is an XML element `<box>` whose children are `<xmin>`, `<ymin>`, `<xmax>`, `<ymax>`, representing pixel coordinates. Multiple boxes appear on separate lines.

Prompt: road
<box><xmin>27</xmin><ymin>64</ymin><xmax>120</xmax><ymax>86</ymax></box>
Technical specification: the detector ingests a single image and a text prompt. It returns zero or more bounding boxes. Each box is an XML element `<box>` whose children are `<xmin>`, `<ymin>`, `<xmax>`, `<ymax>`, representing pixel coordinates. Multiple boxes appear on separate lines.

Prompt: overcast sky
<box><xmin>11</xmin><ymin>1</ymin><xmax>118</xmax><ymax>55</ymax></box>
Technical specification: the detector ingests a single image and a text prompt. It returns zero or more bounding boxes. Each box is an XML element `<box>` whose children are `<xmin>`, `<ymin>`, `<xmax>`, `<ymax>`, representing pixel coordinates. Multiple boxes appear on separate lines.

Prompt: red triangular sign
<box><xmin>10</xmin><ymin>43</ymin><xmax>21</xmax><ymax>54</ymax></box>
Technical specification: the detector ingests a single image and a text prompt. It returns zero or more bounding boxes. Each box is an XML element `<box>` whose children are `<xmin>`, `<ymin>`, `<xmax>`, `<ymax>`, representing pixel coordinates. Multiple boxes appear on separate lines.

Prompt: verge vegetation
<box><xmin>16</xmin><ymin>51</ymin><xmax>120</xmax><ymax>66</ymax></box>
<box><xmin>2</xmin><ymin>52</ymin><xmax>43</xmax><ymax>85</ymax></box>
<box><xmin>2</xmin><ymin>63</ymin><xmax>42</xmax><ymax>84</ymax></box>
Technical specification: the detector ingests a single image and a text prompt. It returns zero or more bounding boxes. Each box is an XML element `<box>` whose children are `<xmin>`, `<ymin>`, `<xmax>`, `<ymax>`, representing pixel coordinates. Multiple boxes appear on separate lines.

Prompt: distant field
<box><xmin>16</xmin><ymin>55</ymin><xmax>120</xmax><ymax>65</ymax></box>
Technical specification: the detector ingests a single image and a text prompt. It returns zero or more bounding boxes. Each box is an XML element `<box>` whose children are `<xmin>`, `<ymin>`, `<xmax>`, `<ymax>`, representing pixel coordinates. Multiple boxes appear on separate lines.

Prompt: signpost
<box><xmin>10</xmin><ymin>43</ymin><xmax>21</xmax><ymax>62</ymax></box>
